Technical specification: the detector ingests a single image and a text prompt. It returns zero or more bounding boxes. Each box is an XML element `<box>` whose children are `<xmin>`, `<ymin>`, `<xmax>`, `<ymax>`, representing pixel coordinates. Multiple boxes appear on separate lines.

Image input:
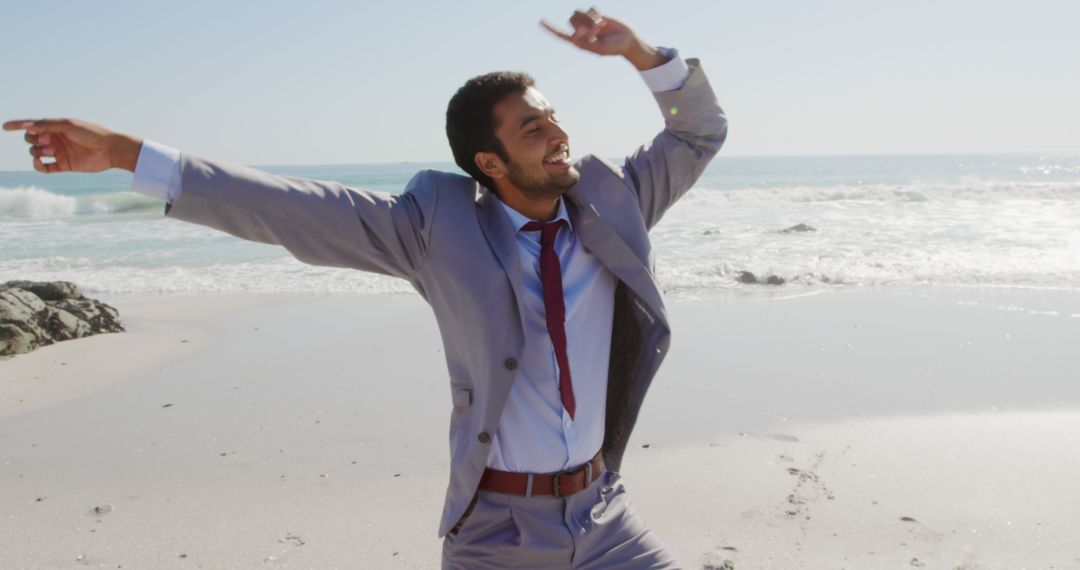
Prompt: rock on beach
<box><xmin>0</xmin><ymin>281</ymin><xmax>123</xmax><ymax>358</ymax></box>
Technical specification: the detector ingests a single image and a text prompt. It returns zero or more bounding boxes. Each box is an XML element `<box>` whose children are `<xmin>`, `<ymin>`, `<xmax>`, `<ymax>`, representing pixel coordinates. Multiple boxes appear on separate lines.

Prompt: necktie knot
<box><xmin>520</xmin><ymin>219</ymin><xmax>565</xmax><ymax>247</ymax></box>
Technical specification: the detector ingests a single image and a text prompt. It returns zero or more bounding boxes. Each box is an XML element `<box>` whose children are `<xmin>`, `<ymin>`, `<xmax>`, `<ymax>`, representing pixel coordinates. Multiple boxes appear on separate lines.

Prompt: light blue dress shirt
<box><xmin>491</xmin><ymin>198</ymin><xmax>617</xmax><ymax>472</ymax></box>
<box><xmin>129</xmin><ymin>50</ymin><xmax>690</xmax><ymax>473</ymax></box>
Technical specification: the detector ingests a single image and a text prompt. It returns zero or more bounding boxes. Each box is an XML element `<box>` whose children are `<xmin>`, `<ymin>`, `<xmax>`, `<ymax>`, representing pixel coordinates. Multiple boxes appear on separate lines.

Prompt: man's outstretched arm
<box><xmin>2</xmin><ymin>119</ymin><xmax>437</xmax><ymax>280</ymax></box>
<box><xmin>544</xmin><ymin>9</ymin><xmax>728</xmax><ymax>230</ymax></box>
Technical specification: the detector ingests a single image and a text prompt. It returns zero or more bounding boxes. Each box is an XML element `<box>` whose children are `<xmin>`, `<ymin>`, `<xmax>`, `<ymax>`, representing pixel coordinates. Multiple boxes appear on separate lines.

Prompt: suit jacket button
<box><xmin>478</xmin><ymin>432</ymin><xmax>492</xmax><ymax>444</ymax></box>
<box><xmin>503</xmin><ymin>358</ymin><xmax>518</xmax><ymax>370</ymax></box>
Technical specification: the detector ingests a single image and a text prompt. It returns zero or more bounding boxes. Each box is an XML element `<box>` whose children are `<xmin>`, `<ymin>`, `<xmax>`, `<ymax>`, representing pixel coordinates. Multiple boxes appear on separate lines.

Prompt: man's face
<box><xmin>490</xmin><ymin>87</ymin><xmax>580</xmax><ymax>200</ymax></box>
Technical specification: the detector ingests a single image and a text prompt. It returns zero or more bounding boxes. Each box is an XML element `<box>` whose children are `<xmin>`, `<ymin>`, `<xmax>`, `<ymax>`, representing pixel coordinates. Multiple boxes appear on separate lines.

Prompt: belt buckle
<box><xmin>553</xmin><ymin>461</ymin><xmax>592</xmax><ymax>499</ymax></box>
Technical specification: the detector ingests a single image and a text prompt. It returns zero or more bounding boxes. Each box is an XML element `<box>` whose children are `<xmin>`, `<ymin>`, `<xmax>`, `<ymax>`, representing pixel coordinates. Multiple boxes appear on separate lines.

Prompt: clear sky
<box><xmin>1</xmin><ymin>0</ymin><xmax>1077</xmax><ymax>171</ymax></box>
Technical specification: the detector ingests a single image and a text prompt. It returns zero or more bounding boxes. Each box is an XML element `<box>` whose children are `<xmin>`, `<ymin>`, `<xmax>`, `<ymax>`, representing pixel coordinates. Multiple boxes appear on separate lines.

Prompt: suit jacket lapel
<box><xmin>476</xmin><ymin>187</ymin><xmax>530</xmax><ymax>338</ymax></box>
<box><xmin>565</xmin><ymin>195</ymin><xmax>669</xmax><ymax>330</ymax></box>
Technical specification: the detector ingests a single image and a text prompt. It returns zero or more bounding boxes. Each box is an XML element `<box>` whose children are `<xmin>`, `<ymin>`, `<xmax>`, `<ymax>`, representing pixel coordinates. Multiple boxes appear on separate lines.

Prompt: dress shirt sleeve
<box><xmin>130</xmin><ymin>139</ymin><xmax>182</xmax><ymax>204</ymax></box>
<box><xmin>638</xmin><ymin>47</ymin><xmax>690</xmax><ymax>93</ymax></box>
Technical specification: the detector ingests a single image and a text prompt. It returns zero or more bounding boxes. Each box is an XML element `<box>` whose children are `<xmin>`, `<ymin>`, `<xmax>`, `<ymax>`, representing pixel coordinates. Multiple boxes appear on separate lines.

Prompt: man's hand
<box><xmin>541</xmin><ymin>8</ymin><xmax>667</xmax><ymax>71</ymax></box>
<box><xmin>2</xmin><ymin>119</ymin><xmax>142</xmax><ymax>174</ymax></box>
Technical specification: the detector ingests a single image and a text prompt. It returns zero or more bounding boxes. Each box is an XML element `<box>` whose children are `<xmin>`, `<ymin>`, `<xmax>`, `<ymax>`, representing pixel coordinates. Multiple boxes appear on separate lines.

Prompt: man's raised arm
<box><xmin>2</xmin><ymin>119</ymin><xmax>437</xmax><ymax>280</ymax></box>
<box><xmin>543</xmin><ymin>9</ymin><xmax>728</xmax><ymax>230</ymax></box>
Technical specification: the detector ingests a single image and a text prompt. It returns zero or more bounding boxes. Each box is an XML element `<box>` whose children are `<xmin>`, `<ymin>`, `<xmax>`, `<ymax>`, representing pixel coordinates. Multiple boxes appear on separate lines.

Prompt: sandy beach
<box><xmin>1</xmin><ymin>286</ymin><xmax>1078</xmax><ymax>569</ymax></box>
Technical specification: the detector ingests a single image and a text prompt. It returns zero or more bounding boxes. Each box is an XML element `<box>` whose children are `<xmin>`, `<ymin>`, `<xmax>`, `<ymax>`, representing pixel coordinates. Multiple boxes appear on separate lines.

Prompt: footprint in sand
<box><xmin>263</xmin><ymin>533</ymin><xmax>306</xmax><ymax>564</ymax></box>
<box><xmin>783</xmin><ymin>456</ymin><xmax>833</xmax><ymax>519</ymax></box>
<box><xmin>279</xmin><ymin>533</ymin><xmax>305</xmax><ymax>547</ymax></box>
<box><xmin>779</xmin><ymin>451</ymin><xmax>838</xmax><ymax>552</ymax></box>
<box><xmin>897</xmin><ymin>515</ymin><xmax>945</xmax><ymax>543</ymax></box>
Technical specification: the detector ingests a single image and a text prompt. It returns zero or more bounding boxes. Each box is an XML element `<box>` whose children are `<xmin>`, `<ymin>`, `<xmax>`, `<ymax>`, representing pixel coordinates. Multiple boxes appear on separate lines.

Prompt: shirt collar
<box><xmin>497</xmin><ymin>196</ymin><xmax>574</xmax><ymax>234</ymax></box>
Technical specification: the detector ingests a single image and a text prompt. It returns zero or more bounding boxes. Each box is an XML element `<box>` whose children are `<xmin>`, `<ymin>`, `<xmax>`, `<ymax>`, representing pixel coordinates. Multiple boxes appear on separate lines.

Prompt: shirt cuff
<box><xmin>639</xmin><ymin>47</ymin><xmax>690</xmax><ymax>93</ymax></box>
<box><xmin>131</xmin><ymin>139</ymin><xmax>182</xmax><ymax>204</ymax></box>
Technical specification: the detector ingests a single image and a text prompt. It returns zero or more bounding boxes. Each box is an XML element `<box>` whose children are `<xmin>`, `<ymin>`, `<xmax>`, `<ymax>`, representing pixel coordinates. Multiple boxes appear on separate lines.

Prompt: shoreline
<box><xmin>1</xmin><ymin>285</ymin><xmax>1078</xmax><ymax>568</ymax></box>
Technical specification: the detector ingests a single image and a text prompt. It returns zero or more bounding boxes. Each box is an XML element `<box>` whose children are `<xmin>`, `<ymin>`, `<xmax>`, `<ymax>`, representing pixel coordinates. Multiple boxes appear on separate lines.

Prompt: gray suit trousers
<box><xmin>442</xmin><ymin>470</ymin><xmax>679</xmax><ymax>569</ymax></box>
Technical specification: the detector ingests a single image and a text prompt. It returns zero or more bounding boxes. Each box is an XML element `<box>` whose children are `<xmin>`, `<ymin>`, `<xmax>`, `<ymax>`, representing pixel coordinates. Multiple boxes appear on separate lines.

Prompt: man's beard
<box><xmin>505</xmin><ymin>159</ymin><xmax>580</xmax><ymax>201</ymax></box>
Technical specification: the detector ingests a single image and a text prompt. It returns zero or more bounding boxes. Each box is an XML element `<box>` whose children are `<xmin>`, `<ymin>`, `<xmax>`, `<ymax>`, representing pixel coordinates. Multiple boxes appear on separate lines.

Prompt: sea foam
<box><xmin>0</xmin><ymin>186</ymin><xmax>160</xmax><ymax>219</ymax></box>
<box><xmin>3</xmin><ymin>156</ymin><xmax>1078</xmax><ymax>296</ymax></box>
<box><xmin>0</xmin><ymin>186</ymin><xmax>77</xmax><ymax>219</ymax></box>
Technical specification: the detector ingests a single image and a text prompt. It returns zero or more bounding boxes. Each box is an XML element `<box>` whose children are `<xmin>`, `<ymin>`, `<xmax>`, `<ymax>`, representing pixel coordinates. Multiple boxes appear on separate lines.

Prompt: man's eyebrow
<box><xmin>519</xmin><ymin>114</ymin><xmax>542</xmax><ymax>129</ymax></box>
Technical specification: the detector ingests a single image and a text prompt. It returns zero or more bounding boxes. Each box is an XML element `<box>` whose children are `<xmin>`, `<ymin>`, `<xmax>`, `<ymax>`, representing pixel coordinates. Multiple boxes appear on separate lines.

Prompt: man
<box><xmin>4</xmin><ymin>8</ymin><xmax>726</xmax><ymax>568</ymax></box>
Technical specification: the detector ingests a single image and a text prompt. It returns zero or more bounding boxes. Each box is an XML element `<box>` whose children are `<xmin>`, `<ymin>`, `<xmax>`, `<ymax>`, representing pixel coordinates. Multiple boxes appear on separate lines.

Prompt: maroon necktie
<box><xmin>520</xmin><ymin>219</ymin><xmax>576</xmax><ymax>420</ymax></box>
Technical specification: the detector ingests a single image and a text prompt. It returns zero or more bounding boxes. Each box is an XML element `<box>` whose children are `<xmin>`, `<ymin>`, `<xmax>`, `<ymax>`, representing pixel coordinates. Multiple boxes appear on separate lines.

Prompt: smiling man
<box><xmin>5</xmin><ymin>8</ymin><xmax>726</xmax><ymax>568</ymax></box>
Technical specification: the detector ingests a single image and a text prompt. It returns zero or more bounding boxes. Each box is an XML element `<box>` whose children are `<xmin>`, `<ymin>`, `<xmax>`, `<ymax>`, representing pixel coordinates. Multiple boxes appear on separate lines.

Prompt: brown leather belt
<box><xmin>478</xmin><ymin>451</ymin><xmax>605</xmax><ymax>498</ymax></box>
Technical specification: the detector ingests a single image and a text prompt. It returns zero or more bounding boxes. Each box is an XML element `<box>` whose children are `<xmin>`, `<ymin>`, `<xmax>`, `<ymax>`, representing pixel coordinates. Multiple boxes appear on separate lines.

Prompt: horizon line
<box><xmin>231</xmin><ymin>149</ymin><xmax>1080</xmax><ymax>170</ymax></box>
<box><xmin>1</xmin><ymin>149</ymin><xmax>1078</xmax><ymax>175</ymax></box>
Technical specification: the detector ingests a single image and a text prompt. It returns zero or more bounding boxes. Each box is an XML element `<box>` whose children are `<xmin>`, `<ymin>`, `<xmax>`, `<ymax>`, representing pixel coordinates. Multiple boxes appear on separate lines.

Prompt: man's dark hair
<box><xmin>446</xmin><ymin>71</ymin><xmax>535</xmax><ymax>190</ymax></box>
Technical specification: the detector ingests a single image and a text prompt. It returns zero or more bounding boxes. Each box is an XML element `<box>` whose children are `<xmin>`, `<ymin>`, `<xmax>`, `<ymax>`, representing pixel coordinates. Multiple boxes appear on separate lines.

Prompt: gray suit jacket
<box><xmin>165</xmin><ymin>59</ymin><xmax>726</xmax><ymax>536</ymax></box>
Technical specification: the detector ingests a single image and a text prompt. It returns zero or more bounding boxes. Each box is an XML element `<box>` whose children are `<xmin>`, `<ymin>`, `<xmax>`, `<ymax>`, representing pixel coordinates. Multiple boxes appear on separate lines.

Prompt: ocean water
<box><xmin>1</xmin><ymin>154</ymin><xmax>1078</xmax><ymax>298</ymax></box>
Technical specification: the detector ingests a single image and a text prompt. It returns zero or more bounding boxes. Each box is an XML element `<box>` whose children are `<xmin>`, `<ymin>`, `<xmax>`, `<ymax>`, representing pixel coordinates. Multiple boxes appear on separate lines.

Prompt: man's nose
<box><xmin>550</xmin><ymin>122</ymin><xmax>569</xmax><ymax>143</ymax></box>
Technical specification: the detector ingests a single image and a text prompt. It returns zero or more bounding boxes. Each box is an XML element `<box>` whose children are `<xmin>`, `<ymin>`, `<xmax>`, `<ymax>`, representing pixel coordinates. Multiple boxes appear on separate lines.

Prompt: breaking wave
<box><xmin>0</xmin><ymin>186</ymin><xmax>161</xmax><ymax>219</ymax></box>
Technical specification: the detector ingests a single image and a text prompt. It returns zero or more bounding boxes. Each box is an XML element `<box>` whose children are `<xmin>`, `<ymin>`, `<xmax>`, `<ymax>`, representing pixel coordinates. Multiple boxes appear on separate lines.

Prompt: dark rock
<box><xmin>0</xmin><ymin>281</ymin><xmax>123</xmax><ymax>358</ymax></box>
<box><xmin>737</xmin><ymin>271</ymin><xmax>758</xmax><ymax>284</ymax></box>
<box><xmin>2</xmin><ymin>280</ymin><xmax>83</xmax><ymax>301</ymax></box>
<box><xmin>780</xmin><ymin>223</ymin><xmax>818</xmax><ymax>234</ymax></box>
<box><xmin>736</xmin><ymin>271</ymin><xmax>786</xmax><ymax>286</ymax></box>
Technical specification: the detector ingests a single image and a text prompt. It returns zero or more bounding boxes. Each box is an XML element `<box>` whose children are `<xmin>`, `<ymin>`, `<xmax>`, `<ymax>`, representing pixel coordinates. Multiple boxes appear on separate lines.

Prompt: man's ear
<box><xmin>475</xmin><ymin>151</ymin><xmax>506</xmax><ymax>181</ymax></box>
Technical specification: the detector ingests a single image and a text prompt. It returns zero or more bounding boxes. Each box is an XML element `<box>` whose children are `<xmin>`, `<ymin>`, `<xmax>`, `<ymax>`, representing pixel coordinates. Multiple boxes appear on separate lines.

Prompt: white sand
<box><xmin>1</xmin><ymin>287</ymin><xmax>1078</xmax><ymax>569</ymax></box>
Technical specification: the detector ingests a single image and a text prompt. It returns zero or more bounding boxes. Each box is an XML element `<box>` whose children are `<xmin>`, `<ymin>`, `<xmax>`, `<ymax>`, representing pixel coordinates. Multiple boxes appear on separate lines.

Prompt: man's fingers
<box><xmin>23</xmin><ymin>132</ymin><xmax>49</xmax><ymax>145</ymax></box>
<box><xmin>3</xmin><ymin>120</ymin><xmax>37</xmax><ymax>131</ymax></box>
<box><xmin>3</xmin><ymin>119</ymin><xmax>73</xmax><ymax>134</ymax></box>
<box><xmin>32</xmin><ymin>156</ymin><xmax>61</xmax><ymax>174</ymax></box>
<box><xmin>543</xmin><ymin>9</ymin><xmax>607</xmax><ymax>51</ymax></box>
<box><xmin>539</xmin><ymin>19</ymin><xmax>573</xmax><ymax>41</ymax></box>
<box><xmin>29</xmin><ymin>145</ymin><xmax>55</xmax><ymax>158</ymax></box>
<box><xmin>570</xmin><ymin>10</ymin><xmax>597</xmax><ymax>29</ymax></box>
<box><xmin>27</xmin><ymin>119</ymin><xmax>74</xmax><ymax>135</ymax></box>
<box><xmin>575</xmin><ymin>21</ymin><xmax>604</xmax><ymax>46</ymax></box>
